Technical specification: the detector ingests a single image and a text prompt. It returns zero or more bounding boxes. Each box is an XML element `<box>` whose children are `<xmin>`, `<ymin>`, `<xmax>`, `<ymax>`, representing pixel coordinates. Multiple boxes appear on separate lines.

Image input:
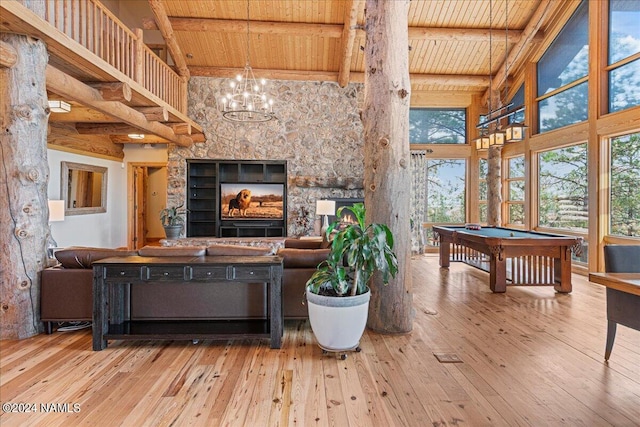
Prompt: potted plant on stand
<box><xmin>306</xmin><ymin>203</ymin><xmax>398</xmax><ymax>357</ymax></box>
<box><xmin>160</xmin><ymin>204</ymin><xmax>185</xmax><ymax>239</ymax></box>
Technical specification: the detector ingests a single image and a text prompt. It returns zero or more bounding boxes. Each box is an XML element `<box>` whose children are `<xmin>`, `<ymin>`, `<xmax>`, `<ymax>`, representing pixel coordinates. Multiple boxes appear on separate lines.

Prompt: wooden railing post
<box><xmin>181</xmin><ymin>75</ymin><xmax>188</xmax><ymax>114</ymax></box>
<box><xmin>133</xmin><ymin>28</ymin><xmax>144</xmax><ymax>86</ymax></box>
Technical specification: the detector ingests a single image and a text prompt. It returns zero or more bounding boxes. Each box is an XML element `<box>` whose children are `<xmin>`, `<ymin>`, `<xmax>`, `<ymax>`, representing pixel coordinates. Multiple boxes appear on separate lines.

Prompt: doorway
<box><xmin>128</xmin><ymin>162</ymin><xmax>167</xmax><ymax>249</ymax></box>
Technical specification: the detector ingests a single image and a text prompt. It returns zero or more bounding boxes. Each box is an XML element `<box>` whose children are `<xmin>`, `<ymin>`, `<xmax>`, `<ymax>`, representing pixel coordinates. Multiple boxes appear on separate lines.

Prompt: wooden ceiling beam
<box><xmin>134</xmin><ymin>106</ymin><xmax>169</xmax><ymax>122</ymax></box>
<box><xmin>142</xmin><ymin>16</ymin><xmax>343</xmax><ymax>37</ymax></box>
<box><xmin>338</xmin><ymin>0</ymin><xmax>363</xmax><ymax>87</ymax></box>
<box><xmin>142</xmin><ymin>16</ymin><xmax>528</xmax><ymax>43</ymax></box>
<box><xmin>86</xmin><ymin>82</ymin><xmax>132</xmax><ymax>102</ymax></box>
<box><xmin>147</xmin><ymin>0</ymin><xmax>190</xmax><ymax>78</ymax></box>
<box><xmin>110</xmin><ymin>134</ymin><xmax>169</xmax><ymax>144</ymax></box>
<box><xmin>75</xmin><ymin>123</ymin><xmax>148</xmax><ymax>135</ymax></box>
<box><xmin>45</xmin><ymin>65</ymin><xmax>192</xmax><ymax>146</ymax></box>
<box><xmin>189</xmin><ymin>66</ymin><xmax>492</xmax><ymax>88</ymax></box>
<box><xmin>48</xmin><ymin>106</ymin><xmax>121</xmax><ymax>123</ymax></box>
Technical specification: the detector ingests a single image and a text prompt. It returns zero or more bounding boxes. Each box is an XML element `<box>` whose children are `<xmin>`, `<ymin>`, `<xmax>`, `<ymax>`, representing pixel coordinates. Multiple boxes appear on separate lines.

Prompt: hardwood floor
<box><xmin>1</xmin><ymin>255</ymin><xmax>639</xmax><ymax>426</ymax></box>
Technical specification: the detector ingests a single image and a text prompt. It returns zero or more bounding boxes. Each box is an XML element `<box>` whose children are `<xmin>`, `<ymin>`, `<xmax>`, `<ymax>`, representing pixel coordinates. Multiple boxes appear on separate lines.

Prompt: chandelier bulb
<box><xmin>261</xmin><ymin>78</ymin><xmax>266</xmax><ymax>85</ymax></box>
<box><xmin>236</xmin><ymin>74</ymin><xmax>242</xmax><ymax>82</ymax></box>
<box><xmin>230</xmin><ymin>81</ymin><xmax>236</xmax><ymax>89</ymax></box>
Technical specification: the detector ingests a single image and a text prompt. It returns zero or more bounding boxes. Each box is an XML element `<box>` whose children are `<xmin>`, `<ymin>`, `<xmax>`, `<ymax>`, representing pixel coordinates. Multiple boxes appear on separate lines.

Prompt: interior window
<box><xmin>538</xmin><ymin>144</ymin><xmax>588</xmax><ymax>232</ymax></box>
<box><xmin>609</xmin><ymin>132</ymin><xmax>640</xmax><ymax>237</ymax></box>
<box><xmin>409</xmin><ymin>109</ymin><xmax>466</xmax><ymax>144</ymax></box>
<box><xmin>537</xmin><ymin>1</ymin><xmax>589</xmax><ymax>133</ymax></box>
<box><xmin>608</xmin><ymin>0</ymin><xmax>640</xmax><ymax>113</ymax></box>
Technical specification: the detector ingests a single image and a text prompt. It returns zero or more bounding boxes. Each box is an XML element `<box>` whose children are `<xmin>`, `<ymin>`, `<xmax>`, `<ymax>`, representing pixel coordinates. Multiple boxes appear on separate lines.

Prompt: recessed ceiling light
<box><xmin>48</xmin><ymin>100</ymin><xmax>71</xmax><ymax>113</ymax></box>
<box><xmin>128</xmin><ymin>133</ymin><xmax>145</xmax><ymax>139</ymax></box>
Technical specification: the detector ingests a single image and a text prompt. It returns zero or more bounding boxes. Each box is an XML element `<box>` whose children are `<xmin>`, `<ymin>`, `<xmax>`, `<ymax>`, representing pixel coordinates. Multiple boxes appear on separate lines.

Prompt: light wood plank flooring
<box><xmin>1</xmin><ymin>255</ymin><xmax>639</xmax><ymax>426</ymax></box>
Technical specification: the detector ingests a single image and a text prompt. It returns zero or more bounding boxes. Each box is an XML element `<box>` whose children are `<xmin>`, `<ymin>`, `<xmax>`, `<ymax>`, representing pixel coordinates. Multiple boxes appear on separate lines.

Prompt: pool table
<box><xmin>433</xmin><ymin>226</ymin><xmax>582</xmax><ymax>293</ymax></box>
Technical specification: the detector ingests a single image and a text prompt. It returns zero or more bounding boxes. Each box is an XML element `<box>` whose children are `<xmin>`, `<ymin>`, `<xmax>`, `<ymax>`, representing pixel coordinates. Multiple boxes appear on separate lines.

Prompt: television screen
<box><xmin>220</xmin><ymin>183</ymin><xmax>284</xmax><ymax>220</ymax></box>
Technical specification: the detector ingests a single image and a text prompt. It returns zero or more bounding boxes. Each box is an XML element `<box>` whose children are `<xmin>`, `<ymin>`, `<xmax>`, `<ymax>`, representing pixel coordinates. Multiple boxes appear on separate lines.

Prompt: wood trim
<box><xmin>127</xmin><ymin>162</ymin><xmax>167</xmax><ymax>250</ymax></box>
<box><xmin>528</xmin><ymin>122</ymin><xmax>589</xmax><ymax>152</ymax></box>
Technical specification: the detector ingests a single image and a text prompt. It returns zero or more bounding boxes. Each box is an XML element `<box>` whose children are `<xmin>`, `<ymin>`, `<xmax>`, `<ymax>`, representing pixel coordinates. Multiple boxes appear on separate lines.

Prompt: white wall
<box><xmin>47</xmin><ymin>149</ymin><xmax>128</xmax><ymax>248</ymax></box>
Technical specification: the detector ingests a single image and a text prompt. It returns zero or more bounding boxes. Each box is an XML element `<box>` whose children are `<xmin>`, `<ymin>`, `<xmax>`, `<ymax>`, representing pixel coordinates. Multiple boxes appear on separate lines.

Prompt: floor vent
<box><xmin>433</xmin><ymin>353</ymin><xmax>463</xmax><ymax>363</ymax></box>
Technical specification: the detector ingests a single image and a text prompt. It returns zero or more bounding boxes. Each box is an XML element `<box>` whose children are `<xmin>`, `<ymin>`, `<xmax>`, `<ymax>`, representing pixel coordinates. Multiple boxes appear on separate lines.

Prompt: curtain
<box><xmin>410</xmin><ymin>151</ymin><xmax>427</xmax><ymax>254</ymax></box>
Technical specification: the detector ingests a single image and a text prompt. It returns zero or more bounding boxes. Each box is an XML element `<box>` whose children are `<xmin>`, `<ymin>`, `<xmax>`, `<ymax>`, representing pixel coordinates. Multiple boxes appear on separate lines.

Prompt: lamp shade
<box><xmin>316</xmin><ymin>200</ymin><xmax>336</xmax><ymax>216</ymax></box>
<box><xmin>48</xmin><ymin>200</ymin><xmax>65</xmax><ymax>222</ymax></box>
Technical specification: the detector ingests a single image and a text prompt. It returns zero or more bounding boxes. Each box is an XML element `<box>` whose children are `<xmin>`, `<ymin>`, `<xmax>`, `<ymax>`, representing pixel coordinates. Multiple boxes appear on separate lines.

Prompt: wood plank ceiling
<box><xmin>147</xmin><ymin>0</ymin><xmax>547</xmax><ymax>105</ymax></box>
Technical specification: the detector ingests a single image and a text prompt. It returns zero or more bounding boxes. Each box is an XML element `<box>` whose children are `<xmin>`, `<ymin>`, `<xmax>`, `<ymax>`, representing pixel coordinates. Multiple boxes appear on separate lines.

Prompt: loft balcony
<box><xmin>0</xmin><ymin>0</ymin><xmax>203</xmax><ymax>151</ymax></box>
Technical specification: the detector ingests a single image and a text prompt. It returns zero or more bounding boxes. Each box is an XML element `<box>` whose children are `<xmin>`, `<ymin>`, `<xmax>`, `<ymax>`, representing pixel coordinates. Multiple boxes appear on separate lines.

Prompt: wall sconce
<box><xmin>48</xmin><ymin>100</ymin><xmax>71</xmax><ymax>113</ymax></box>
<box><xmin>316</xmin><ymin>200</ymin><xmax>336</xmax><ymax>236</ymax></box>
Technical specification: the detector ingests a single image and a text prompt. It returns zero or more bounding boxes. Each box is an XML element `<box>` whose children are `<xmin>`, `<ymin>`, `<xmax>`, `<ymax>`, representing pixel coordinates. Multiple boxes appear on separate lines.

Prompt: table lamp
<box><xmin>316</xmin><ymin>200</ymin><xmax>336</xmax><ymax>236</ymax></box>
<box><xmin>47</xmin><ymin>199</ymin><xmax>65</xmax><ymax>258</ymax></box>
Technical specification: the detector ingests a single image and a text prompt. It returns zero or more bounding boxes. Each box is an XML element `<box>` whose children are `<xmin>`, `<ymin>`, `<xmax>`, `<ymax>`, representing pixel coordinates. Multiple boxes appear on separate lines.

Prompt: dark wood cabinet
<box><xmin>186</xmin><ymin>160</ymin><xmax>287</xmax><ymax>237</ymax></box>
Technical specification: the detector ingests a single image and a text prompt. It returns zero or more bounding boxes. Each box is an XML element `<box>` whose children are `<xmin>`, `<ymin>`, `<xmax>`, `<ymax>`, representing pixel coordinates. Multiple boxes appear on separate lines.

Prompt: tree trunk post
<box><xmin>487</xmin><ymin>146</ymin><xmax>502</xmax><ymax>226</ymax></box>
<box><xmin>0</xmin><ymin>32</ymin><xmax>50</xmax><ymax>339</ymax></box>
<box><xmin>362</xmin><ymin>0</ymin><xmax>413</xmax><ymax>333</ymax></box>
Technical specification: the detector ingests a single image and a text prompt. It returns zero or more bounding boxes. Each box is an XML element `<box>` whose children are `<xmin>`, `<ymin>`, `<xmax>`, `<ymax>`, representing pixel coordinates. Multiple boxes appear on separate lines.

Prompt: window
<box><xmin>479</xmin><ymin>159</ymin><xmax>487</xmax><ymax>223</ymax></box>
<box><xmin>537</xmin><ymin>1</ymin><xmax>588</xmax><ymax>133</ymax></box>
<box><xmin>538</xmin><ymin>144</ymin><xmax>588</xmax><ymax>232</ymax></box>
<box><xmin>610</xmin><ymin>132</ymin><xmax>640</xmax><ymax>237</ymax></box>
<box><xmin>608</xmin><ymin>0</ymin><xmax>640</xmax><ymax>113</ymax></box>
<box><xmin>508</xmin><ymin>85</ymin><xmax>525</xmax><ymax>124</ymax></box>
<box><xmin>426</xmin><ymin>160</ymin><xmax>466</xmax><ymax>223</ymax></box>
<box><xmin>505</xmin><ymin>156</ymin><xmax>525</xmax><ymax>226</ymax></box>
<box><xmin>409</xmin><ymin>109</ymin><xmax>466</xmax><ymax>144</ymax></box>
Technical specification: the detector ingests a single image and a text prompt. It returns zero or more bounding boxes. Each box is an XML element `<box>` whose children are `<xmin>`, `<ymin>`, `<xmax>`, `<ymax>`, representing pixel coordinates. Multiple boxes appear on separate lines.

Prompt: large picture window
<box><xmin>409</xmin><ymin>109</ymin><xmax>466</xmax><ymax>144</ymax></box>
<box><xmin>608</xmin><ymin>0</ymin><xmax>640</xmax><ymax>113</ymax></box>
<box><xmin>538</xmin><ymin>144</ymin><xmax>588</xmax><ymax>233</ymax></box>
<box><xmin>537</xmin><ymin>1</ymin><xmax>588</xmax><ymax>133</ymax></box>
<box><xmin>505</xmin><ymin>156</ymin><xmax>524</xmax><ymax>226</ymax></box>
<box><xmin>479</xmin><ymin>159</ymin><xmax>487</xmax><ymax>223</ymax></box>
<box><xmin>610</xmin><ymin>132</ymin><xmax>640</xmax><ymax>237</ymax></box>
<box><xmin>426</xmin><ymin>160</ymin><xmax>466</xmax><ymax>223</ymax></box>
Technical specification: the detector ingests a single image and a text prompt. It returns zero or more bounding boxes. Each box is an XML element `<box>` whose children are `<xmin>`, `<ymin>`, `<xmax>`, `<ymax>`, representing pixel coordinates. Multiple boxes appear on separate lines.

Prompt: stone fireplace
<box><xmin>168</xmin><ymin>78</ymin><xmax>366</xmax><ymax>237</ymax></box>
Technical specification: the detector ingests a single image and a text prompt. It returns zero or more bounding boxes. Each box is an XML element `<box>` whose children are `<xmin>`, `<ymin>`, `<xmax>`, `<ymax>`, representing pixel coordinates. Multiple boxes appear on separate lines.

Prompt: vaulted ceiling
<box><xmin>0</xmin><ymin>0</ymin><xmax>577</xmax><ymax>154</ymax></box>
<box><xmin>142</xmin><ymin>0</ymin><xmax>570</xmax><ymax>107</ymax></box>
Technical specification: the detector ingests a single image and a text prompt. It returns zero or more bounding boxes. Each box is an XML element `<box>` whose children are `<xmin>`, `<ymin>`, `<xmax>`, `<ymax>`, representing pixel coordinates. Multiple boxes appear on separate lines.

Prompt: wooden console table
<box><xmin>92</xmin><ymin>255</ymin><xmax>283</xmax><ymax>350</ymax></box>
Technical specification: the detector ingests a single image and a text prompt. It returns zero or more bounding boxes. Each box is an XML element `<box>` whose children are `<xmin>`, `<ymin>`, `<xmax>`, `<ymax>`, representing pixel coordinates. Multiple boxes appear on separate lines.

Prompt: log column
<box><xmin>0</xmin><ymin>33</ymin><xmax>49</xmax><ymax>339</ymax></box>
<box><xmin>362</xmin><ymin>0</ymin><xmax>413</xmax><ymax>333</ymax></box>
<box><xmin>487</xmin><ymin>146</ymin><xmax>502</xmax><ymax>226</ymax></box>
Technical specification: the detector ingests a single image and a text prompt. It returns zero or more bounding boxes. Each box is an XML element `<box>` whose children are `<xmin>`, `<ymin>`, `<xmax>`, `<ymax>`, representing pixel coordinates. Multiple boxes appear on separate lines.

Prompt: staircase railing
<box><xmin>43</xmin><ymin>0</ymin><xmax>186</xmax><ymax>112</ymax></box>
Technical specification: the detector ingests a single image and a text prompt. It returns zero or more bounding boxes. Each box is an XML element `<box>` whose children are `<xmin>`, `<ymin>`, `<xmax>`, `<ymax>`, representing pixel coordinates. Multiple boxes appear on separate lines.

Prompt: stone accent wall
<box><xmin>168</xmin><ymin>77</ymin><xmax>365</xmax><ymax>236</ymax></box>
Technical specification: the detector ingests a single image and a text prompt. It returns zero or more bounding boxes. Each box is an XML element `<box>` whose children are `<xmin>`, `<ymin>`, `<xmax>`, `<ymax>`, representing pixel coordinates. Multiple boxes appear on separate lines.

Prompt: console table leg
<box><xmin>270</xmin><ymin>265</ymin><xmax>283</xmax><ymax>349</ymax></box>
<box><xmin>92</xmin><ymin>266</ymin><xmax>108</xmax><ymax>350</ymax></box>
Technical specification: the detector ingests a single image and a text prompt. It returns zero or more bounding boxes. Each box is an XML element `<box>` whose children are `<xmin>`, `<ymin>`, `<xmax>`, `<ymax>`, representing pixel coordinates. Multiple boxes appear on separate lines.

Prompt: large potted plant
<box><xmin>160</xmin><ymin>204</ymin><xmax>185</xmax><ymax>239</ymax></box>
<box><xmin>306</xmin><ymin>203</ymin><xmax>398</xmax><ymax>354</ymax></box>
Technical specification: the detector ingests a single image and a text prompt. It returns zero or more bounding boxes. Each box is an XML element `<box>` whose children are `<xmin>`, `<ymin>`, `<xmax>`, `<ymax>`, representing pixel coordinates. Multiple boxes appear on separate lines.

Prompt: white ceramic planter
<box><xmin>306</xmin><ymin>287</ymin><xmax>370</xmax><ymax>352</ymax></box>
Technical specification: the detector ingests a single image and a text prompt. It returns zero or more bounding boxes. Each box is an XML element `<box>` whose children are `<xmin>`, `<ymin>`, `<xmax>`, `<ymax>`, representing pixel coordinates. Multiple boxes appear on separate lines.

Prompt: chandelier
<box><xmin>475</xmin><ymin>0</ymin><xmax>527</xmax><ymax>150</ymax></box>
<box><xmin>220</xmin><ymin>0</ymin><xmax>275</xmax><ymax>123</ymax></box>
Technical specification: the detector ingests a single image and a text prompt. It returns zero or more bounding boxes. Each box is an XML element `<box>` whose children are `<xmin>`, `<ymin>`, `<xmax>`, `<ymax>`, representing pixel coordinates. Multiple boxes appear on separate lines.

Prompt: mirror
<box><xmin>61</xmin><ymin>161</ymin><xmax>107</xmax><ymax>215</ymax></box>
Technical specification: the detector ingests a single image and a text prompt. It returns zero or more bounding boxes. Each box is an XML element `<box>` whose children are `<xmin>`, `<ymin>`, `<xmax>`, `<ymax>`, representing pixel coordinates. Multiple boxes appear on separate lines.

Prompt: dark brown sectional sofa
<box><xmin>40</xmin><ymin>239</ymin><xmax>329</xmax><ymax>333</ymax></box>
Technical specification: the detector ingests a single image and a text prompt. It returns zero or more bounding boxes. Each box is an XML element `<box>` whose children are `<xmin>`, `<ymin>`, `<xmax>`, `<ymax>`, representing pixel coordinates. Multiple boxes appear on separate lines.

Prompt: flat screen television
<box><xmin>220</xmin><ymin>183</ymin><xmax>284</xmax><ymax>220</ymax></box>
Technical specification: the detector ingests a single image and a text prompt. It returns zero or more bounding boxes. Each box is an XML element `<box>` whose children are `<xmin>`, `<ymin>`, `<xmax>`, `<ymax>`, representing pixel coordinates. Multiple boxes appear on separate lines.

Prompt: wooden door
<box><xmin>133</xmin><ymin>166</ymin><xmax>148</xmax><ymax>249</ymax></box>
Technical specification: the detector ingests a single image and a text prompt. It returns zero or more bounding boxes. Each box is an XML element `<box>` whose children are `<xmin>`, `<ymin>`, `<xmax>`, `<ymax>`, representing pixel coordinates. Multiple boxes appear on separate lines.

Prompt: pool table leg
<box><xmin>439</xmin><ymin>240</ymin><xmax>451</xmax><ymax>268</ymax></box>
<box><xmin>490</xmin><ymin>256</ymin><xmax>507</xmax><ymax>293</ymax></box>
<box><xmin>554</xmin><ymin>247</ymin><xmax>572</xmax><ymax>293</ymax></box>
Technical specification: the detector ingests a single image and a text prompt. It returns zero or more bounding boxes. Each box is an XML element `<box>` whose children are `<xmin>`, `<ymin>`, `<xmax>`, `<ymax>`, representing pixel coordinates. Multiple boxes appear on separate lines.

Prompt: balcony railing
<box><xmin>43</xmin><ymin>0</ymin><xmax>186</xmax><ymax>112</ymax></box>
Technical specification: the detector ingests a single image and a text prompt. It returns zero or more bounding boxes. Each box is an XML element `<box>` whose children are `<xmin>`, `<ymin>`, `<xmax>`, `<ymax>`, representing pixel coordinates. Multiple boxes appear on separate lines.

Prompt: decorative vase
<box><xmin>306</xmin><ymin>286</ymin><xmax>370</xmax><ymax>352</ymax></box>
<box><xmin>163</xmin><ymin>225</ymin><xmax>182</xmax><ymax>239</ymax></box>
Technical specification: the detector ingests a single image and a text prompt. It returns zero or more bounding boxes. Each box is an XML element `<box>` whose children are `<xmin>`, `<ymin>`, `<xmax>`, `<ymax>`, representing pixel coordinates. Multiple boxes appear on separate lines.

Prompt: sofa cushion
<box><xmin>206</xmin><ymin>245</ymin><xmax>273</xmax><ymax>256</ymax></box>
<box><xmin>138</xmin><ymin>246</ymin><xmax>206</xmax><ymax>257</ymax></box>
<box><xmin>55</xmin><ymin>247</ymin><xmax>138</xmax><ymax>269</ymax></box>
<box><xmin>284</xmin><ymin>238</ymin><xmax>323</xmax><ymax>249</ymax></box>
<box><xmin>277</xmin><ymin>248</ymin><xmax>330</xmax><ymax>268</ymax></box>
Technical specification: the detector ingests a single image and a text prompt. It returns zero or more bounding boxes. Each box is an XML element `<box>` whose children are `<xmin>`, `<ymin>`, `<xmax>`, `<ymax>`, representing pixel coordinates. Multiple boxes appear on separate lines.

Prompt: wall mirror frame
<box><xmin>61</xmin><ymin>161</ymin><xmax>108</xmax><ymax>215</ymax></box>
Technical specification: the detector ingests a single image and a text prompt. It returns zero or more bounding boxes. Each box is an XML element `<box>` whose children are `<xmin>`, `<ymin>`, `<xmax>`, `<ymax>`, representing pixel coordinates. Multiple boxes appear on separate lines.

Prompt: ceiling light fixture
<box><xmin>475</xmin><ymin>0</ymin><xmax>526</xmax><ymax>149</ymax></box>
<box><xmin>128</xmin><ymin>133</ymin><xmax>145</xmax><ymax>139</ymax></box>
<box><xmin>219</xmin><ymin>0</ymin><xmax>275</xmax><ymax>123</ymax></box>
<box><xmin>48</xmin><ymin>100</ymin><xmax>71</xmax><ymax>113</ymax></box>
